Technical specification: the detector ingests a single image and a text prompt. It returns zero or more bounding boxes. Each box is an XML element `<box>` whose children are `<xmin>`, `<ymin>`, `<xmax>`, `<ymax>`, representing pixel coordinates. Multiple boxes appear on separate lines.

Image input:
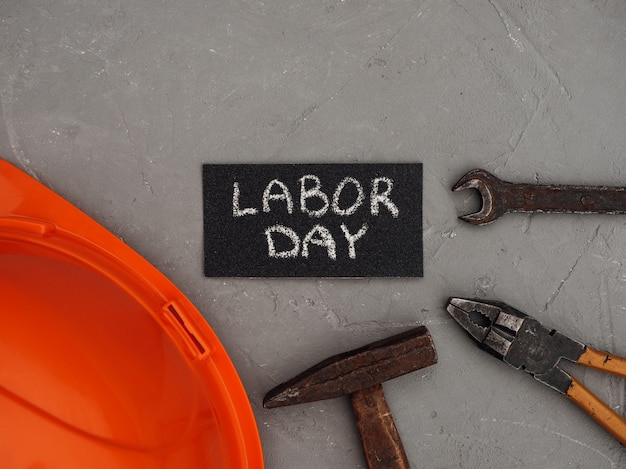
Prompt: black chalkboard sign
<box><xmin>202</xmin><ymin>163</ymin><xmax>422</xmax><ymax>277</ymax></box>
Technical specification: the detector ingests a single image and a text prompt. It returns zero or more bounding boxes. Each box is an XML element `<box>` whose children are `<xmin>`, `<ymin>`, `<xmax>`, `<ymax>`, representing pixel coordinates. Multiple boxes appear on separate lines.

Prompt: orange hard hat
<box><xmin>0</xmin><ymin>160</ymin><xmax>263</xmax><ymax>468</ymax></box>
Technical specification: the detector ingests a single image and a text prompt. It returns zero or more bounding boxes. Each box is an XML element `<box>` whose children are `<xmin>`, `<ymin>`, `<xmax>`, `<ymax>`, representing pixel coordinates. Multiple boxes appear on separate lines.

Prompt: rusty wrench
<box><xmin>453</xmin><ymin>169</ymin><xmax>626</xmax><ymax>225</ymax></box>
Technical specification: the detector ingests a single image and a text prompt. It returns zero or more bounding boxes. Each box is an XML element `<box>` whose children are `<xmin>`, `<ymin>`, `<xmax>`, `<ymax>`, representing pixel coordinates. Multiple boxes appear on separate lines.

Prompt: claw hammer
<box><xmin>264</xmin><ymin>326</ymin><xmax>437</xmax><ymax>469</ymax></box>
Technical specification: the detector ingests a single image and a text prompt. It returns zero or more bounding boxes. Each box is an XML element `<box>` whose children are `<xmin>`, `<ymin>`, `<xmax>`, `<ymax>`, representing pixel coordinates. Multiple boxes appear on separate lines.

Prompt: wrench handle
<box><xmin>504</xmin><ymin>183</ymin><xmax>626</xmax><ymax>215</ymax></box>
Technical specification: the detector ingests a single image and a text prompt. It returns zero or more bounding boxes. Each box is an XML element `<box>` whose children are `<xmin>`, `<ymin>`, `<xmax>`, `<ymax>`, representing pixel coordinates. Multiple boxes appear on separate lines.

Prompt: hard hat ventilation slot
<box><xmin>165</xmin><ymin>302</ymin><xmax>208</xmax><ymax>358</ymax></box>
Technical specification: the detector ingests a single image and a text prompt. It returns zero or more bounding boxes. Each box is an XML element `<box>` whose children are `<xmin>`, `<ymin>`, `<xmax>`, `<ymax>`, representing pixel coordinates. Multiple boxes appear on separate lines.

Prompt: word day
<box><xmin>232</xmin><ymin>174</ymin><xmax>400</xmax><ymax>260</ymax></box>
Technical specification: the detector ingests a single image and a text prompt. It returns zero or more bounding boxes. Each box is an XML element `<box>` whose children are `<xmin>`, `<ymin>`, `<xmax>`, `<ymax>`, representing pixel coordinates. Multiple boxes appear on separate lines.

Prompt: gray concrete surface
<box><xmin>2</xmin><ymin>0</ymin><xmax>626</xmax><ymax>467</ymax></box>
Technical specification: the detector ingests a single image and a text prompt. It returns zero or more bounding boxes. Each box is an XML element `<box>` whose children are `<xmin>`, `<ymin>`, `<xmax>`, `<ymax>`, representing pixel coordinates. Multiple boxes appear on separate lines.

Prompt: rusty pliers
<box><xmin>447</xmin><ymin>297</ymin><xmax>626</xmax><ymax>445</ymax></box>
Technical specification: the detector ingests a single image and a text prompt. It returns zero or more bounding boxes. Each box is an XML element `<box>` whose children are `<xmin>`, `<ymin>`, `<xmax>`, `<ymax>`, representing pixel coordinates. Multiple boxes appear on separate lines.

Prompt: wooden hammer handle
<box><xmin>351</xmin><ymin>384</ymin><xmax>410</xmax><ymax>469</ymax></box>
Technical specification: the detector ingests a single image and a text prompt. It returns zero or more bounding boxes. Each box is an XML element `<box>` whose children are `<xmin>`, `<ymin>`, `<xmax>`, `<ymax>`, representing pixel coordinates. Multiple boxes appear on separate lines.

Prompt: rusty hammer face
<box><xmin>263</xmin><ymin>326</ymin><xmax>437</xmax><ymax>469</ymax></box>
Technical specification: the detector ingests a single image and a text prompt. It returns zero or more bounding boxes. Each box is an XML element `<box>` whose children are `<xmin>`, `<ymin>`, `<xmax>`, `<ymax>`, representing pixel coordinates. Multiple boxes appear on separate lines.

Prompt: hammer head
<box><xmin>263</xmin><ymin>326</ymin><xmax>437</xmax><ymax>408</ymax></box>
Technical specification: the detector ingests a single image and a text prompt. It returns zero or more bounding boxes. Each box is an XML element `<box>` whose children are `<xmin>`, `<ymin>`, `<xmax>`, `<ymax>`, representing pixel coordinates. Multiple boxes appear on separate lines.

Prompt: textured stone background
<box><xmin>2</xmin><ymin>0</ymin><xmax>626</xmax><ymax>467</ymax></box>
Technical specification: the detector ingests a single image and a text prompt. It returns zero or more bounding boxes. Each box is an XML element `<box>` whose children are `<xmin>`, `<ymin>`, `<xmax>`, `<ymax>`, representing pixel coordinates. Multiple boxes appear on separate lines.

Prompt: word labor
<box><xmin>232</xmin><ymin>174</ymin><xmax>400</xmax><ymax>260</ymax></box>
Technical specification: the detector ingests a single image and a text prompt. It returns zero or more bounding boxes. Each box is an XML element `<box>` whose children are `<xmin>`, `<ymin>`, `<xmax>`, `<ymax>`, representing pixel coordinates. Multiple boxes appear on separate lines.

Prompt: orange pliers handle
<box><xmin>569</xmin><ymin>348</ymin><xmax>626</xmax><ymax>445</ymax></box>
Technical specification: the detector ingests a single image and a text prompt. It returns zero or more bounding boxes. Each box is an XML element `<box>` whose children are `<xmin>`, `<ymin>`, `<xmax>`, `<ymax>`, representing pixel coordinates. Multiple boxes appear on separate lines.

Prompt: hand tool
<box><xmin>452</xmin><ymin>168</ymin><xmax>626</xmax><ymax>225</ymax></box>
<box><xmin>263</xmin><ymin>326</ymin><xmax>437</xmax><ymax>469</ymax></box>
<box><xmin>447</xmin><ymin>297</ymin><xmax>626</xmax><ymax>445</ymax></box>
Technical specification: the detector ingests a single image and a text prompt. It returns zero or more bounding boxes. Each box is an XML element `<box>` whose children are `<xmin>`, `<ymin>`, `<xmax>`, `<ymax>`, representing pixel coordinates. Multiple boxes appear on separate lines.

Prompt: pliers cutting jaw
<box><xmin>447</xmin><ymin>297</ymin><xmax>626</xmax><ymax>446</ymax></box>
<box><xmin>446</xmin><ymin>298</ymin><xmax>524</xmax><ymax>359</ymax></box>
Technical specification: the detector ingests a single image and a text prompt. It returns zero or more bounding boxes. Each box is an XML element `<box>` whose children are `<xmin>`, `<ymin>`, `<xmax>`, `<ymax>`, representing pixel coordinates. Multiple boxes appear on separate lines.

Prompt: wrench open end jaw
<box><xmin>452</xmin><ymin>169</ymin><xmax>499</xmax><ymax>225</ymax></box>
